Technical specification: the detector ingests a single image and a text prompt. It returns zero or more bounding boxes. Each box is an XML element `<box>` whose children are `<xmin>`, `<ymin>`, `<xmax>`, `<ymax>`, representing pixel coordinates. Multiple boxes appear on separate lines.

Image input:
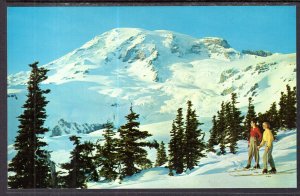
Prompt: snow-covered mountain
<box><xmin>50</xmin><ymin>119</ymin><xmax>105</xmax><ymax>136</ymax></box>
<box><xmin>7</xmin><ymin>28</ymin><xmax>296</xmax><ymax>143</ymax></box>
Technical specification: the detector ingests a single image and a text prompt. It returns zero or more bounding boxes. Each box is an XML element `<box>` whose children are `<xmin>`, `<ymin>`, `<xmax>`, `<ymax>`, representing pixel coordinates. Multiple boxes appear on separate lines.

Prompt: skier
<box><xmin>257</xmin><ymin>122</ymin><xmax>277</xmax><ymax>174</ymax></box>
<box><xmin>244</xmin><ymin>120</ymin><xmax>262</xmax><ymax>169</ymax></box>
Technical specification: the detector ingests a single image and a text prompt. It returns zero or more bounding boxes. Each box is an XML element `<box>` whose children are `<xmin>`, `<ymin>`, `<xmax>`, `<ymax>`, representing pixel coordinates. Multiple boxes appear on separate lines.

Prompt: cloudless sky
<box><xmin>8</xmin><ymin>6</ymin><xmax>296</xmax><ymax>74</ymax></box>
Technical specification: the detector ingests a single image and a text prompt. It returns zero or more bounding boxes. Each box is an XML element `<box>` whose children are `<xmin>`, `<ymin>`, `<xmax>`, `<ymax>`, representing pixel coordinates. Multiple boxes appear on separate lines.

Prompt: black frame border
<box><xmin>0</xmin><ymin>1</ymin><xmax>299</xmax><ymax>195</ymax></box>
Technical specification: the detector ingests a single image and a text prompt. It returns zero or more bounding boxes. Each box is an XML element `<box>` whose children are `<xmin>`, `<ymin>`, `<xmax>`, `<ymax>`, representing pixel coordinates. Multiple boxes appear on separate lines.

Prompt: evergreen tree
<box><xmin>168</xmin><ymin>121</ymin><xmax>177</xmax><ymax>176</ymax></box>
<box><xmin>184</xmin><ymin>101</ymin><xmax>206</xmax><ymax>170</ymax></box>
<box><xmin>216</xmin><ymin>102</ymin><xmax>226</xmax><ymax>144</ymax></box>
<box><xmin>278</xmin><ymin>91</ymin><xmax>287</xmax><ymax>128</ymax></box>
<box><xmin>118</xmin><ymin>105</ymin><xmax>158</xmax><ymax>178</ymax></box>
<box><xmin>257</xmin><ymin>112</ymin><xmax>267</xmax><ymax>132</ymax></box>
<box><xmin>285</xmin><ymin>85</ymin><xmax>297</xmax><ymax>129</ymax></box>
<box><xmin>230</xmin><ymin>93</ymin><xmax>244</xmax><ymax>141</ymax></box>
<box><xmin>207</xmin><ymin>115</ymin><xmax>218</xmax><ymax>152</ymax></box>
<box><xmin>60</xmin><ymin>136</ymin><xmax>98</xmax><ymax>188</ymax></box>
<box><xmin>168</xmin><ymin>108</ymin><xmax>185</xmax><ymax>174</ymax></box>
<box><xmin>265</xmin><ymin>102</ymin><xmax>280</xmax><ymax>137</ymax></box>
<box><xmin>243</xmin><ymin>97</ymin><xmax>257</xmax><ymax>140</ymax></box>
<box><xmin>224</xmin><ymin>102</ymin><xmax>238</xmax><ymax>154</ymax></box>
<box><xmin>219</xmin><ymin>136</ymin><xmax>226</xmax><ymax>155</ymax></box>
<box><xmin>278</xmin><ymin>85</ymin><xmax>297</xmax><ymax>130</ymax></box>
<box><xmin>98</xmin><ymin>121</ymin><xmax>119</xmax><ymax>181</ymax></box>
<box><xmin>8</xmin><ymin>62</ymin><xmax>53</xmax><ymax>188</ymax></box>
<box><xmin>221</xmin><ymin>93</ymin><xmax>244</xmax><ymax>154</ymax></box>
<box><xmin>216</xmin><ymin>102</ymin><xmax>227</xmax><ymax>155</ymax></box>
<box><xmin>155</xmin><ymin>141</ymin><xmax>168</xmax><ymax>167</ymax></box>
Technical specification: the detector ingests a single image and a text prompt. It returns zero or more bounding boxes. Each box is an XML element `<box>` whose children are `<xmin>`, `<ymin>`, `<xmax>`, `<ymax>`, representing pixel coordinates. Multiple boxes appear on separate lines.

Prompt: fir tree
<box><xmin>243</xmin><ymin>97</ymin><xmax>257</xmax><ymax>140</ymax></box>
<box><xmin>207</xmin><ymin>115</ymin><xmax>218</xmax><ymax>152</ymax></box>
<box><xmin>221</xmin><ymin>93</ymin><xmax>244</xmax><ymax>154</ymax></box>
<box><xmin>168</xmin><ymin>121</ymin><xmax>177</xmax><ymax>176</ymax></box>
<box><xmin>216</xmin><ymin>102</ymin><xmax>226</xmax><ymax>144</ymax></box>
<box><xmin>278</xmin><ymin>85</ymin><xmax>296</xmax><ymax>130</ymax></box>
<box><xmin>184</xmin><ymin>101</ymin><xmax>206</xmax><ymax>170</ymax></box>
<box><xmin>8</xmin><ymin>62</ymin><xmax>53</xmax><ymax>188</ymax></box>
<box><xmin>98</xmin><ymin>121</ymin><xmax>119</xmax><ymax>181</ymax></box>
<box><xmin>155</xmin><ymin>141</ymin><xmax>168</xmax><ymax>167</ymax></box>
<box><xmin>168</xmin><ymin>108</ymin><xmax>185</xmax><ymax>174</ymax></box>
<box><xmin>219</xmin><ymin>137</ymin><xmax>226</xmax><ymax>155</ymax></box>
<box><xmin>285</xmin><ymin>85</ymin><xmax>297</xmax><ymax>129</ymax></box>
<box><xmin>278</xmin><ymin>91</ymin><xmax>287</xmax><ymax>128</ymax></box>
<box><xmin>81</xmin><ymin>141</ymin><xmax>99</xmax><ymax>182</ymax></box>
<box><xmin>215</xmin><ymin>102</ymin><xmax>227</xmax><ymax>155</ymax></box>
<box><xmin>257</xmin><ymin>112</ymin><xmax>267</xmax><ymax>132</ymax></box>
<box><xmin>230</xmin><ymin>93</ymin><xmax>244</xmax><ymax>141</ymax></box>
<box><xmin>118</xmin><ymin>105</ymin><xmax>158</xmax><ymax>178</ymax></box>
<box><xmin>224</xmin><ymin>102</ymin><xmax>238</xmax><ymax>154</ymax></box>
<box><xmin>265</xmin><ymin>102</ymin><xmax>280</xmax><ymax>137</ymax></box>
<box><xmin>60</xmin><ymin>136</ymin><xmax>98</xmax><ymax>188</ymax></box>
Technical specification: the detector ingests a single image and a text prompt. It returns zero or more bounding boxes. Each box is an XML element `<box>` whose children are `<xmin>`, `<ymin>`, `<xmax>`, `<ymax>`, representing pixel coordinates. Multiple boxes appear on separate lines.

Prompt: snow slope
<box><xmin>86</xmin><ymin>129</ymin><xmax>297</xmax><ymax>188</ymax></box>
<box><xmin>7</xmin><ymin>126</ymin><xmax>297</xmax><ymax>188</ymax></box>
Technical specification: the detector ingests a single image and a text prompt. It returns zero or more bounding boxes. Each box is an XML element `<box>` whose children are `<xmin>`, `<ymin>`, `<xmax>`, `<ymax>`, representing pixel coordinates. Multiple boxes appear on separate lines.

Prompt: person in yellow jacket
<box><xmin>257</xmin><ymin>122</ymin><xmax>277</xmax><ymax>174</ymax></box>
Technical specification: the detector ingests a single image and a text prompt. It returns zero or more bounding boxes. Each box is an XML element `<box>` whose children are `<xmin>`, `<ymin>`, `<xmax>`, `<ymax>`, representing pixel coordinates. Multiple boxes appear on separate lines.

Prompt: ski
<box><xmin>229</xmin><ymin>170</ymin><xmax>295</xmax><ymax>177</ymax></box>
<box><xmin>227</xmin><ymin>168</ymin><xmax>256</xmax><ymax>173</ymax></box>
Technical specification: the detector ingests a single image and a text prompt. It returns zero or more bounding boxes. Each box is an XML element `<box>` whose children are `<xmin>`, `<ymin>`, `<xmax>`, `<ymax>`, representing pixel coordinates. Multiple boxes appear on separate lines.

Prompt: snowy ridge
<box><xmin>51</xmin><ymin>119</ymin><xmax>105</xmax><ymax>136</ymax></box>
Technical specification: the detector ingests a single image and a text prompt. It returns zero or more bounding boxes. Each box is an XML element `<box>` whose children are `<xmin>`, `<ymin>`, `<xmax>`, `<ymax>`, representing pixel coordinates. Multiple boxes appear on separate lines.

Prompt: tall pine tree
<box><xmin>98</xmin><ymin>121</ymin><xmax>119</xmax><ymax>181</ymax></box>
<box><xmin>168</xmin><ymin>121</ymin><xmax>177</xmax><ymax>176</ymax></box>
<box><xmin>183</xmin><ymin>101</ymin><xmax>206</xmax><ymax>170</ymax></box>
<box><xmin>155</xmin><ymin>141</ymin><xmax>168</xmax><ymax>167</ymax></box>
<box><xmin>265</xmin><ymin>102</ymin><xmax>280</xmax><ymax>138</ymax></box>
<box><xmin>243</xmin><ymin>97</ymin><xmax>257</xmax><ymax>140</ymax></box>
<box><xmin>278</xmin><ymin>85</ymin><xmax>297</xmax><ymax>130</ymax></box>
<box><xmin>216</xmin><ymin>102</ymin><xmax>226</xmax><ymax>145</ymax></box>
<box><xmin>224</xmin><ymin>102</ymin><xmax>238</xmax><ymax>154</ymax></box>
<box><xmin>216</xmin><ymin>102</ymin><xmax>227</xmax><ymax>155</ymax></box>
<box><xmin>168</xmin><ymin>108</ymin><xmax>185</xmax><ymax>175</ymax></box>
<box><xmin>230</xmin><ymin>93</ymin><xmax>244</xmax><ymax>141</ymax></box>
<box><xmin>278</xmin><ymin>91</ymin><xmax>287</xmax><ymax>128</ymax></box>
<box><xmin>8</xmin><ymin>62</ymin><xmax>53</xmax><ymax>188</ymax></box>
<box><xmin>285</xmin><ymin>85</ymin><xmax>297</xmax><ymax>129</ymax></box>
<box><xmin>118</xmin><ymin>105</ymin><xmax>158</xmax><ymax>178</ymax></box>
<box><xmin>207</xmin><ymin>115</ymin><xmax>218</xmax><ymax>153</ymax></box>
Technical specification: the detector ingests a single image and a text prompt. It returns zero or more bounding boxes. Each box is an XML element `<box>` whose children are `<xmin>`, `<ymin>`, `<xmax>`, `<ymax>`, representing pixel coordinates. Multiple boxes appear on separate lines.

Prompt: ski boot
<box><xmin>244</xmin><ymin>165</ymin><xmax>251</xmax><ymax>169</ymax></box>
<box><xmin>262</xmin><ymin>169</ymin><xmax>268</xmax><ymax>174</ymax></box>
<box><xmin>253</xmin><ymin>164</ymin><xmax>260</xmax><ymax>169</ymax></box>
<box><xmin>268</xmin><ymin>168</ymin><xmax>277</xmax><ymax>174</ymax></box>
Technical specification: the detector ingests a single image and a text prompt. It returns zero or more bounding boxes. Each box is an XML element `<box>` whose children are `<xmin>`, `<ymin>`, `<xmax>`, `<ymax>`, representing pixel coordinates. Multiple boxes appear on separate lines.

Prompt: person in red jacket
<box><xmin>244</xmin><ymin>120</ymin><xmax>262</xmax><ymax>169</ymax></box>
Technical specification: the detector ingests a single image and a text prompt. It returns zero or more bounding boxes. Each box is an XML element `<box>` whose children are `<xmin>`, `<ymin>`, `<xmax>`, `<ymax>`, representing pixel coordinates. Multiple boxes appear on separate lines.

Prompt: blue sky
<box><xmin>8</xmin><ymin>6</ymin><xmax>296</xmax><ymax>74</ymax></box>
